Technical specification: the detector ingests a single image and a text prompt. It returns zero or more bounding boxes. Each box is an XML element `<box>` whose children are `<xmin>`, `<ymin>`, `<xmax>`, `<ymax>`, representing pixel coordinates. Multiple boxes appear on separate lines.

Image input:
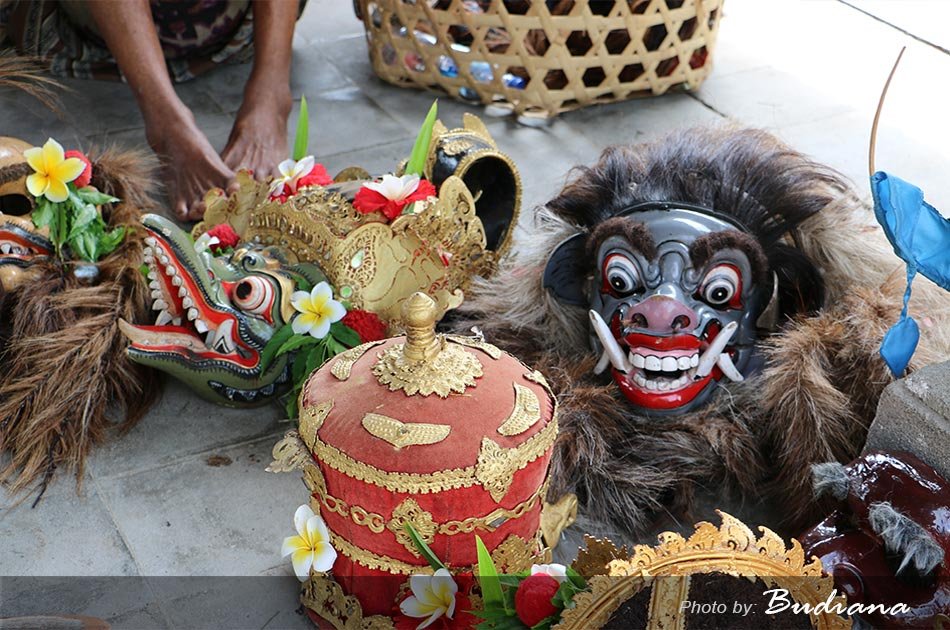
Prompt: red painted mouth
<box><xmin>612</xmin><ymin>324</ymin><xmax>731</xmax><ymax>410</ymax></box>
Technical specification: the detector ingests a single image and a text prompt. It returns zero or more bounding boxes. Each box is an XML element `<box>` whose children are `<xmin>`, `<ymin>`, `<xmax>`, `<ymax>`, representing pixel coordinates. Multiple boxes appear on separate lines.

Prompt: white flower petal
<box><xmin>292</xmin><ymin>315</ymin><xmax>313</xmax><ymax>336</ymax></box>
<box><xmin>409</xmin><ymin>575</ymin><xmax>433</xmax><ymax>601</ymax></box>
<box><xmin>294</xmin><ymin>156</ymin><xmax>315</xmax><ymax>178</ymax></box>
<box><xmin>291</xmin><ymin>549</ymin><xmax>315</xmax><ymax>581</ymax></box>
<box><xmin>277</xmin><ymin>159</ymin><xmax>298</xmax><ymax>178</ymax></box>
<box><xmin>326</xmin><ymin>299</ymin><xmax>347</xmax><ymax>323</ymax></box>
<box><xmin>417</xmin><ymin>608</ymin><xmax>445</xmax><ymax>629</ymax></box>
<box><xmin>306</xmin><ymin>515</ymin><xmax>330</xmax><ymax>543</ymax></box>
<box><xmin>294</xmin><ymin>504</ymin><xmax>316</xmax><ymax>536</ymax></box>
<box><xmin>311</xmin><ymin>542</ymin><xmax>337</xmax><ymax>572</ymax></box>
<box><xmin>400</xmin><ymin>596</ymin><xmax>431</xmax><ymax>618</ymax></box>
<box><xmin>397</xmin><ymin>175</ymin><xmax>421</xmax><ymax>200</ymax></box>
<box><xmin>310</xmin><ymin>318</ymin><xmax>331</xmax><ymax>340</ymax></box>
<box><xmin>281</xmin><ymin>535</ymin><xmax>305</xmax><ymax>558</ymax></box>
<box><xmin>291</xmin><ymin>291</ymin><xmax>312</xmax><ymax>312</ymax></box>
<box><xmin>310</xmin><ymin>282</ymin><xmax>332</xmax><ymax>302</ymax></box>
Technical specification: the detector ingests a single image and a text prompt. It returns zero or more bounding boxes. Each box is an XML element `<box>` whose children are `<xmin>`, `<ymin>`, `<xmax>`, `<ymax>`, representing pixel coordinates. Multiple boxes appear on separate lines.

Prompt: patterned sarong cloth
<box><xmin>0</xmin><ymin>0</ymin><xmax>257</xmax><ymax>82</ymax></box>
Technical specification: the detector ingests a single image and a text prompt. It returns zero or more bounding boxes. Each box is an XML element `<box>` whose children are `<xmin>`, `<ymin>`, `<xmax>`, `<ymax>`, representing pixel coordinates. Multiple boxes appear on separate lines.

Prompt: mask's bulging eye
<box><xmin>700</xmin><ymin>264</ymin><xmax>741</xmax><ymax>308</ymax></box>
<box><xmin>603</xmin><ymin>253</ymin><xmax>641</xmax><ymax>297</ymax></box>
<box><xmin>232</xmin><ymin>276</ymin><xmax>273</xmax><ymax>315</ymax></box>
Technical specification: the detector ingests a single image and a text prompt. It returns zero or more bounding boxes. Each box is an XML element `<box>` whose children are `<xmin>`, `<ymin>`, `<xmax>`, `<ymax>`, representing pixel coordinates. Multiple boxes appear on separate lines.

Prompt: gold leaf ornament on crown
<box><xmin>193</xmin><ymin>114</ymin><xmax>520</xmax><ymax>327</ymax></box>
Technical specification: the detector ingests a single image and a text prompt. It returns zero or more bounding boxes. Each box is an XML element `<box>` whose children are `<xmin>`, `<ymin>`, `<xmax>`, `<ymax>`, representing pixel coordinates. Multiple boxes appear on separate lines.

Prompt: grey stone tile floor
<box><xmin>3</xmin><ymin>0</ymin><xmax>950</xmax><ymax>626</ymax></box>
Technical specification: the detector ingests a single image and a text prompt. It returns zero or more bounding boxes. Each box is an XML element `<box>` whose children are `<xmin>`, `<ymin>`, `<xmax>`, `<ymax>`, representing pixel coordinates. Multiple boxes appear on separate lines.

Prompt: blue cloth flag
<box><xmin>871</xmin><ymin>172</ymin><xmax>950</xmax><ymax>376</ymax></box>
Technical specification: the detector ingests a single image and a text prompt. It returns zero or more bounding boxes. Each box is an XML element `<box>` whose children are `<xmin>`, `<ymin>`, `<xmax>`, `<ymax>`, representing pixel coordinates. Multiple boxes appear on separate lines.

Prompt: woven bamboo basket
<box><xmin>354</xmin><ymin>0</ymin><xmax>724</xmax><ymax>121</ymax></box>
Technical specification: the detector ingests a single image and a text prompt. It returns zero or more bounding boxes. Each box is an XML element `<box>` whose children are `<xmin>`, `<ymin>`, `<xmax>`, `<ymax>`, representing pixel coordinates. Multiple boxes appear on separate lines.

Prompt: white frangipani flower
<box><xmin>193</xmin><ymin>232</ymin><xmax>220</xmax><ymax>255</ymax></box>
<box><xmin>363</xmin><ymin>173</ymin><xmax>422</xmax><ymax>202</ymax></box>
<box><xmin>281</xmin><ymin>505</ymin><xmax>337</xmax><ymax>581</ymax></box>
<box><xmin>269</xmin><ymin>155</ymin><xmax>316</xmax><ymax>196</ymax></box>
<box><xmin>399</xmin><ymin>568</ymin><xmax>458</xmax><ymax>629</ymax></box>
<box><xmin>290</xmin><ymin>281</ymin><xmax>346</xmax><ymax>339</ymax></box>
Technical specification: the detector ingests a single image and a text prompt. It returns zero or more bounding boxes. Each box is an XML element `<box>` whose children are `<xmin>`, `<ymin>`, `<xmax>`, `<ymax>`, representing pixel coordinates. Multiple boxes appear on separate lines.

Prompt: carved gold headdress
<box><xmin>194</xmin><ymin>114</ymin><xmax>520</xmax><ymax>326</ymax></box>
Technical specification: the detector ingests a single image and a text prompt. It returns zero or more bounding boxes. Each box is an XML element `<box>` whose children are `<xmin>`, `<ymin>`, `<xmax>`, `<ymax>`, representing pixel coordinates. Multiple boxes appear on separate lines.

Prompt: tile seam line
<box><xmin>90</xmin><ymin>429</ymin><xmax>292</xmax><ymax>482</ymax></box>
<box><xmin>836</xmin><ymin>0</ymin><xmax>950</xmax><ymax>57</ymax></box>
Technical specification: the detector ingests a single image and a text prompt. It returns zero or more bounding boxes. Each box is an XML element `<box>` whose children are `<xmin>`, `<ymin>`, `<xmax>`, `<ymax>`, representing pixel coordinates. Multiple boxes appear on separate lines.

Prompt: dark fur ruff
<box><xmin>0</xmin><ymin>148</ymin><xmax>161</xmax><ymax>502</ymax></box>
<box><xmin>455</xmin><ymin>126</ymin><xmax>910</xmax><ymax>537</ymax></box>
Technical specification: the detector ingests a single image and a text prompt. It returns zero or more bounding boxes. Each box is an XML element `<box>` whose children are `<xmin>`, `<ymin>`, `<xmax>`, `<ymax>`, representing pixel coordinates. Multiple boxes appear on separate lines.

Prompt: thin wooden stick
<box><xmin>869</xmin><ymin>47</ymin><xmax>906</xmax><ymax>176</ymax></box>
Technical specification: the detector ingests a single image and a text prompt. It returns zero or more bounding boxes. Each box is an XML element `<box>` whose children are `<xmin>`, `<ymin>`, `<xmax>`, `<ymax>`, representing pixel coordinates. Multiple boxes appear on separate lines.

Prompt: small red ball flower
<box><xmin>206</xmin><ymin>223</ymin><xmax>240</xmax><ymax>252</ymax></box>
<box><xmin>514</xmin><ymin>574</ymin><xmax>560</xmax><ymax>627</ymax></box>
<box><xmin>353</xmin><ymin>174</ymin><xmax>437</xmax><ymax>221</ymax></box>
<box><xmin>295</xmin><ymin>163</ymin><xmax>333</xmax><ymax>190</ymax></box>
<box><xmin>341</xmin><ymin>309</ymin><xmax>388</xmax><ymax>343</ymax></box>
<box><xmin>65</xmin><ymin>150</ymin><xmax>93</xmax><ymax>188</ymax></box>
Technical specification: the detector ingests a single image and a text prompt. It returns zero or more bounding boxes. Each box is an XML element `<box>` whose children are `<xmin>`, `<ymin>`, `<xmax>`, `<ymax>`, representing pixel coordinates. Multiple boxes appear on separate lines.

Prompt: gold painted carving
<box><xmin>388</xmin><ymin>499</ymin><xmax>438</xmax><ymax>556</ymax></box>
<box><xmin>372</xmin><ymin>293</ymin><xmax>484</xmax><ymax>397</ymax></box>
<box><xmin>308</xmin><ymin>409</ymin><xmax>557</xmax><ymax>495</ymax></box>
<box><xmin>300</xmin><ymin>399</ymin><xmax>333</xmax><ymax>449</ymax></box>
<box><xmin>331</xmin><ymin>341</ymin><xmax>386</xmax><ymax>381</ymax></box>
<box><xmin>497</xmin><ymin>383</ymin><xmax>541</xmax><ymax>436</ymax></box>
<box><xmin>267</xmin><ymin>431</ymin><xmax>310</xmax><ymax>473</ymax></box>
<box><xmin>445</xmin><ymin>334</ymin><xmax>503</xmax><ymax>360</ymax></box>
<box><xmin>647</xmin><ymin>576</ymin><xmax>690</xmax><ymax>630</ymax></box>
<box><xmin>300</xmin><ymin>575</ymin><xmax>395</xmax><ymax>630</ymax></box>
<box><xmin>330</xmin><ymin>531</ymin><xmax>435</xmax><ymax>576</ymax></box>
<box><xmin>523</xmin><ymin>369</ymin><xmax>550</xmax><ymax>388</ymax></box>
<box><xmin>476</xmin><ymin>413</ymin><xmax>558</xmax><ymax>502</ymax></box>
<box><xmin>361</xmin><ymin>413</ymin><xmax>451</xmax><ymax>450</ymax></box>
<box><xmin>553</xmin><ymin>511</ymin><xmax>850</xmax><ymax>630</ymax></box>
<box><xmin>540</xmin><ymin>492</ymin><xmax>578</xmax><ymax>549</ymax></box>
<box><xmin>310</xmin><ymin>478</ymin><xmax>548</xmax><ymax>555</ymax></box>
<box><xmin>490</xmin><ymin>534</ymin><xmax>543</xmax><ymax>574</ymax></box>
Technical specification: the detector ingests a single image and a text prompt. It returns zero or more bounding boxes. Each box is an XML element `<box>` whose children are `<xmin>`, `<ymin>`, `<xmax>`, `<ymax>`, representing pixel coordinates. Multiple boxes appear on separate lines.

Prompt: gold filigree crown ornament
<box><xmin>194</xmin><ymin>114</ymin><xmax>520</xmax><ymax>327</ymax></box>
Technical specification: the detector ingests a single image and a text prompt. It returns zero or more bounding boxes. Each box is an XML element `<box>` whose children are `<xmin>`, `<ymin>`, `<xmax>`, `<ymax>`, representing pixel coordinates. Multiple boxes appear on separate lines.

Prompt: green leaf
<box><xmin>70</xmin><ymin>233</ymin><xmax>89</xmax><ymax>262</ymax></box>
<box><xmin>326</xmin><ymin>336</ymin><xmax>347</xmax><ymax>356</ymax></box>
<box><xmin>276</xmin><ymin>333</ymin><xmax>320</xmax><ymax>357</ymax></box>
<box><xmin>404</xmin><ymin>523</ymin><xmax>446</xmax><ymax>571</ymax></box>
<box><xmin>476</xmin><ymin>536</ymin><xmax>507</xmax><ymax>613</ymax></box>
<box><xmin>98</xmin><ymin>226</ymin><xmax>126</xmax><ymax>256</ymax></box>
<box><xmin>76</xmin><ymin>186</ymin><xmax>119</xmax><ymax>206</ymax></box>
<box><xmin>82</xmin><ymin>231</ymin><xmax>99</xmax><ymax>262</ymax></box>
<box><xmin>305</xmin><ymin>342</ymin><xmax>327</xmax><ymax>376</ymax></box>
<box><xmin>32</xmin><ymin>198</ymin><xmax>53</xmax><ymax>228</ymax></box>
<box><xmin>330</xmin><ymin>321</ymin><xmax>361</xmax><ymax>348</ymax></box>
<box><xmin>259</xmin><ymin>324</ymin><xmax>295</xmax><ymax>372</ymax></box>
<box><xmin>293</xmin><ymin>95</ymin><xmax>309</xmax><ymax>161</ymax></box>
<box><xmin>292</xmin><ymin>345</ymin><xmax>314</xmax><ymax>385</ymax></box>
<box><xmin>565</xmin><ymin>566</ymin><xmax>586</xmax><ymax>590</ymax></box>
<box><xmin>405</xmin><ymin>100</ymin><xmax>438</xmax><ymax>176</ymax></box>
<box><xmin>285</xmin><ymin>384</ymin><xmax>301</xmax><ymax>419</ymax></box>
<box><xmin>67</xmin><ymin>201</ymin><xmax>97</xmax><ymax>240</ymax></box>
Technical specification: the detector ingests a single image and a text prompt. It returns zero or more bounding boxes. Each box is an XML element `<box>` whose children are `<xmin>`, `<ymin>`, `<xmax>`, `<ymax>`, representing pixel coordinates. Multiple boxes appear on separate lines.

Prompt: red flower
<box><xmin>353</xmin><ymin>175</ymin><xmax>437</xmax><ymax>221</ymax></box>
<box><xmin>65</xmin><ymin>150</ymin><xmax>93</xmax><ymax>188</ymax></box>
<box><xmin>341</xmin><ymin>309</ymin><xmax>388</xmax><ymax>343</ymax></box>
<box><xmin>206</xmin><ymin>223</ymin><xmax>240</xmax><ymax>252</ymax></box>
<box><xmin>295</xmin><ymin>163</ymin><xmax>333</xmax><ymax>190</ymax></box>
<box><xmin>514</xmin><ymin>574</ymin><xmax>560</xmax><ymax>627</ymax></box>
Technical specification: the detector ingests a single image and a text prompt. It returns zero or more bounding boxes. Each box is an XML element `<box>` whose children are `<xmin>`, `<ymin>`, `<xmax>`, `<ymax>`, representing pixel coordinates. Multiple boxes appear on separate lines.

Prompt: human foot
<box><xmin>145</xmin><ymin>106</ymin><xmax>234</xmax><ymax>222</ymax></box>
<box><xmin>220</xmin><ymin>86</ymin><xmax>292</xmax><ymax>188</ymax></box>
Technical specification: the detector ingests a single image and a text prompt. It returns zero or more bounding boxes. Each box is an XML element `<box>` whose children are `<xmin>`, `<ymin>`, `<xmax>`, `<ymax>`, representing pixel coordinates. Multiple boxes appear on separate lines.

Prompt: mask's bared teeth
<box><xmin>660</xmin><ymin>357</ymin><xmax>678</xmax><ymax>372</ymax></box>
<box><xmin>172</xmin><ymin>276</ymin><xmax>183</xmax><ymax>287</ymax></box>
<box><xmin>165</xmin><ymin>265</ymin><xmax>177</xmax><ymax>277</ymax></box>
<box><xmin>644</xmin><ymin>355</ymin><xmax>662</xmax><ymax>371</ymax></box>
<box><xmin>152</xmin><ymin>299</ymin><xmax>168</xmax><ymax>311</ymax></box>
<box><xmin>204</xmin><ymin>329</ymin><xmax>215</xmax><ymax>348</ymax></box>
<box><xmin>143</xmin><ymin>246</ymin><xmax>153</xmax><ymax>257</ymax></box>
<box><xmin>178</xmin><ymin>285</ymin><xmax>187</xmax><ymax>298</ymax></box>
<box><xmin>147</xmin><ymin>270</ymin><xmax>157</xmax><ymax>281</ymax></box>
<box><xmin>150</xmin><ymin>290</ymin><xmax>162</xmax><ymax>300</ymax></box>
<box><xmin>631</xmin><ymin>353</ymin><xmax>645</xmax><ymax>369</ymax></box>
<box><xmin>677</xmin><ymin>357</ymin><xmax>691</xmax><ymax>370</ymax></box>
<box><xmin>159</xmin><ymin>254</ymin><xmax>169</xmax><ymax>265</ymax></box>
<box><xmin>156</xmin><ymin>310</ymin><xmax>173</xmax><ymax>326</ymax></box>
<box><xmin>182</xmin><ymin>297</ymin><xmax>194</xmax><ymax>309</ymax></box>
<box><xmin>145</xmin><ymin>237</ymin><xmax>157</xmax><ymax>247</ymax></box>
<box><xmin>172</xmin><ymin>317</ymin><xmax>182</xmax><ymax>326</ymax></box>
<box><xmin>187</xmin><ymin>308</ymin><xmax>199</xmax><ymax>321</ymax></box>
<box><xmin>149</xmin><ymin>280</ymin><xmax>160</xmax><ymax>290</ymax></box>
<box><xmin>195</xmin><ymin>319</ymin><xmax>209</xmax><ymax>334</ymax></box>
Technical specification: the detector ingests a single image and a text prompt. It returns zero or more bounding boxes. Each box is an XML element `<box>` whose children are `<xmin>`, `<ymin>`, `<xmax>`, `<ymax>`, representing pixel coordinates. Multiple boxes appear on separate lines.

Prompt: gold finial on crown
<box><xmin>373</xmin><ymin>292</ymin><xmax>483</xmax><ymax>397</ymax></box>
<box><xmin>402</xmin><ymin>292</ymin><xmax>441</xmax><ymax>363</ymax></box>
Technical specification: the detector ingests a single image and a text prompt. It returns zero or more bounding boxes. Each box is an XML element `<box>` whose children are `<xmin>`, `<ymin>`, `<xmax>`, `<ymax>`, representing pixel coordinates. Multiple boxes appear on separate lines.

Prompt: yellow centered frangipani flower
<box><xmin>399</xmin><ymin>568</ymin><xmax>458</xmax><ymax>629</ymax></box>
<box><xmin>290</xmin><ymin>281</ymin><xmax>346</xmax><ymax>339</ymax></box>
<box><xmin>24</xmin><ymin>138</ymin><xmax>86</xmax><ymax>203</ymax></box>
<box><xmin>281</xmin><ymin>505</ymin><xmax>337</xmax><ymax>581</ymax></box>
